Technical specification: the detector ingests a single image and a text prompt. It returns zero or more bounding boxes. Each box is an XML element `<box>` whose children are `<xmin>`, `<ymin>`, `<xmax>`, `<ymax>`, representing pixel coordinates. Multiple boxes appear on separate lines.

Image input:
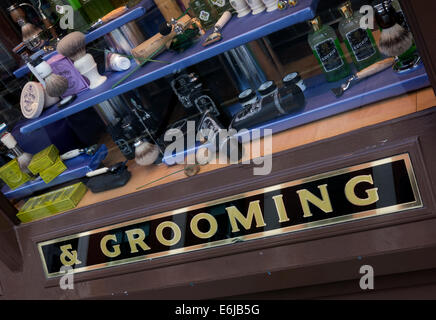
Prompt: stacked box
<box><xmin>17</xmin><ymin>182</ymin><xmax>88</xmax><ymax>223</ymax></box>
<box><xmin>28</xmin><ymin>145</ymin><xmax>59</xmax><ymax>175</ymax></box>
<box><xmin>39</xmin><ymin>156</ymin><xmax>67</xmax><ymax>184</ymax></box>
<box><xmin>0</xmin><ymin>159</ymin><xmax>31</xmax><ymax>189</ymax></box>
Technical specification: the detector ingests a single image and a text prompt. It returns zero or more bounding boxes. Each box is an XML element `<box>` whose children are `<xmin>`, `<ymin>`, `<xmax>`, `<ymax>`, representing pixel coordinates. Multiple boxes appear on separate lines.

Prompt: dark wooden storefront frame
<box><xmin>1</xmin><ymin>0</ymin><xmax>436</xmax><ymax>299</ymax></box>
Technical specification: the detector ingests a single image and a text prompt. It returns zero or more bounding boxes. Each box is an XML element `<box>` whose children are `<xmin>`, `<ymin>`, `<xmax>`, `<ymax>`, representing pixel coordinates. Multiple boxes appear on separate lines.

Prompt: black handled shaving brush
<box><xmin>372</xmin><ymin>0</ymin><xmax>413</xmax><ymax>57</ymax></box>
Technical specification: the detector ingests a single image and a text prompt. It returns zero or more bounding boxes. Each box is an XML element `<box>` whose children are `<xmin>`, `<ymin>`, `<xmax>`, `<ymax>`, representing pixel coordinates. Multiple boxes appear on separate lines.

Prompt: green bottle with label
<box><xmin>338</xmin><ymin>1</ymin><xmax>380</xmax><ymax>71</ymax></box>
<box><xmin>208</xmin><ymin>0</ymin><xmax>234</xmax><ymax>16</ymax></box>
<box><xmin>308</xmin><ymin>16</ymin><xmax>351</xmax><ymax>82</ymax></box>
<box><xmin>189</xmin><ymin>0</ymin><xmax>218</xmax><ymax>30</ymax></box>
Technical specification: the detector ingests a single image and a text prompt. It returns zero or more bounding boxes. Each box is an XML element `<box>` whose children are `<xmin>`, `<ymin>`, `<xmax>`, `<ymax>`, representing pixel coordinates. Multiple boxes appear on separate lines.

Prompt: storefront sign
<box><xmin>38</xmin><ymin>154</ymin><xmax>422</xmax><ymax>278</ymax></box>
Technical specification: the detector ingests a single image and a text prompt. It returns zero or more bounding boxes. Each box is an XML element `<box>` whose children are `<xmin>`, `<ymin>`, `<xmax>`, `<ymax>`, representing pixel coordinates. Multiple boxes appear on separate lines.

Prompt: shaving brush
<box><xmin>373</xmin><ymin>0</ymin><xmax>414</xmax><ymax>57</ymax></box>
<box><xmin>134</xmin><ymin>139</ymin><xmax>160</xmax><ymax>166</ymax></box>
<box><xmin>34</xmin><ymin>61</ymin><xmax>69</xmax><ymax>98</ymax></box>
<box><xmin>8</xmin><ymin>4</ymin><xmax>44</xmax><ymax>51</ymax></box>
<box><xmin>57</xmin><ymin>32</ymin><xmax>107</xmax><ymax>89</ymax></box>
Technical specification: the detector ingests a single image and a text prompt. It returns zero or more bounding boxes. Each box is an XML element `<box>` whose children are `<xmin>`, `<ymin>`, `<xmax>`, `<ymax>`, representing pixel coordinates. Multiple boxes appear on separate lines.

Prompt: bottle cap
<box><xmin>258</xmin><ymin>81</ymin><xmax>277</xmax><ymax>96</ymax></box>
<box><xmin>283</xmin><ymin>72</ymin><xmax>302</xmax><ymax>86</ymax></box>
<box><xmin>1</xmin><ymin>132</ymin><xmax>18</xmax><ymax>149</ymax></box>
<box><xmin>309</xmin><ymin>16</ymin><xmax>322</xmax><ymax>31</ymax></box>
<box><xmin>339</xmin><ymin>1</ymin><xmax>353</xmax><ymax>19</ymax></box>
<box><xmin>238</xmin><ymin>88</ymin><xmax>256</xmax><ymax>104</ymax></box>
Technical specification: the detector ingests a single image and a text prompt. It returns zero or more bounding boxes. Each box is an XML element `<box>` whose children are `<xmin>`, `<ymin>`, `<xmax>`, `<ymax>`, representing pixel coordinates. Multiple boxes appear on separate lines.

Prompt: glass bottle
<box><xmin>208</xmin><ymin>0</ymin><xmax>235</xmax><ymax>17</ymax></box>
<box><xmin>338</xmin><ymin>1</ymin><xmax>380</xmax><ymax>71</ymax></box>
<box><xmin>79</xmin><ymin>0</ymin><xmax>114</xmax><ymax>23</ymax></box>
<box><xmin>189</xmin><ymin>0</ymin><xmax>218</xmax><ymax>30</ymax></box>
<box><xmin>308</xmin><ymin>16</ymin><xmax>350</xmax><ymax>82</ymax></box>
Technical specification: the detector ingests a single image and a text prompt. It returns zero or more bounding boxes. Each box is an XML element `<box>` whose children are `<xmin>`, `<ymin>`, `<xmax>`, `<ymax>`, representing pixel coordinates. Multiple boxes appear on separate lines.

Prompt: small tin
<box><xmin>258</xmin><ymin>80</ymin><xmax>278</xmax><ymax>97</ymax></box>
<box><xmin>238</xmin><ymin>88</ymin><xmax>258</xmax><ymax>107</ymax></box>
<box><xmin>283</xmin><ymin>72</ymin><xmax>306</xmax><ymax>91</ymax></box>
<box><xmin>39</xmin><ymin>156</ymin><xmax>67</xmax><ymax>184</ymax></box>
<box><xmin>28</xmin><ymin>144</ymin><xmax>59</xmax><ymax>175</ymax></box>
<box><xmin>17</xmin><ymin>182</ymin><xmax>88</xmax><ymax>223</ymax></box>
<box><xmin>0</xmin><ymin>159</ymin><xmax>31</xmax><ymax>190</ymax></box>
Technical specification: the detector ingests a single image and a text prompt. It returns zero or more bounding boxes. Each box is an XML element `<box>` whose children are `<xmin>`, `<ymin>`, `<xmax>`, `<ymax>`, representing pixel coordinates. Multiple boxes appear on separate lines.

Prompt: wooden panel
<box><xmin>417</xmin><ymin>87</ymin><xmax>436</xmax><ymax>111</ymax></box>
<box><xmin>400</xmin><ymin>0</ymin><xmax>436</xmax><ymax>94</ymax></box>
<box><xmin>153</xmin><ymin>0</ymin><xmax>183</xmax><ymax>21</ymax></box>
<box><xmin>11</xmin><ymin>107</ymin><xmax>436</xmax><ymax>299</ymax></box>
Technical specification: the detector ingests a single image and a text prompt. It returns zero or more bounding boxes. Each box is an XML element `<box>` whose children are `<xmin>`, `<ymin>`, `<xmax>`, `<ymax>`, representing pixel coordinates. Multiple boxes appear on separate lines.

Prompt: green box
<box><xmin>28</xmin><ymin>144</ymin><xmax>59</xmax><ymax>175</ymax></box>
<box><xmin>39</xmin><ymin>156</ymin><xmax>67</xmax><ymax>184</ymax></box>
<box><xmin>0</xmin><ymin>159</ymin><xmax>31</xmax><ymax>190</ymax></box>
<box><xmin>17</xmin><ymin>182</ymin><xmax>88</xmax><ymax>223</ymax></box>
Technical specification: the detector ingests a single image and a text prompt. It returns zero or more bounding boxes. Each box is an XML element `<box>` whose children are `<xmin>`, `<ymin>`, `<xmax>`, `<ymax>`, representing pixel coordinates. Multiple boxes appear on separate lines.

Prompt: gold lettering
<box><xmin>272</xmin><ymin>194</ymin><xmax>290</xmax><ymax>223</ymax></box>
<box><xmin>297</xmin><ymin>184</ymin><xmax>333</xmax><ymax>218</ymax></box>
<box><xmin>60</xmin><ymin>244</ymin><xmax>81</xmax><ymax>266</ymax></box>
<box><xmin>226</xmin><ymin>200</ymin><xmax>266</xmax><ymax>233</ymax></box>
<box><xmin>100</xmin><ymin>234</ymin><xmax>121</xmax><ymax>258</ymax></box>
<box><xmin>125</xmin><ymin>228</ymin><xmax>151</xmax><ymax>253</ymax></box>
<box><xmin>156</xmin><ymin>221</ymin><xmax>181</xmax><ymax>246</ymax></box>
<box><xmin>190</xmin><ymin>213</ymin><xmax>218</xmax><ymax>239</ymax></box>
<box><xmin>345</xmin><ymin>175</ymin><xmax>379</xmax><ymax>206</ymax></box>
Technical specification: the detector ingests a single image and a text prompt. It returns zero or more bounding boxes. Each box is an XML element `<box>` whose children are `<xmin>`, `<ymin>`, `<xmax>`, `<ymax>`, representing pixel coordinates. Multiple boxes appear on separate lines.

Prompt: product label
<box><xmin>314</xmin><ymin>38</ymin><xmax>344</xmax><ymax>73</ymax></box>
<box><xmin>346</xmin><ymin>28</ymin><xmax>376</xmax><ymax>61</ymax></box>
<box><xmin>199</xmin><ymin>10</ymin><xmax>210</xmax><ymax>21</ymax></box>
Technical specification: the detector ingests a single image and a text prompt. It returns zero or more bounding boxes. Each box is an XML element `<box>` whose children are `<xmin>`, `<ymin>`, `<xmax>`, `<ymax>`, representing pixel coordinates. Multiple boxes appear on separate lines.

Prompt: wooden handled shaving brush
<box><xmin>57</xmin><ymin>31</ymin><xmax>107</xmax><ymax>89</ymax></box>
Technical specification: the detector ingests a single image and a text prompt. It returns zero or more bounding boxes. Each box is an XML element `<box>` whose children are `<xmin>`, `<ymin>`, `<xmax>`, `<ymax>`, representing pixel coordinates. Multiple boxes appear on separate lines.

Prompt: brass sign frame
<box><xmin>38</xmin><ymin>154</ymin><xmax>422</xmax><ymax>278</ymax></box>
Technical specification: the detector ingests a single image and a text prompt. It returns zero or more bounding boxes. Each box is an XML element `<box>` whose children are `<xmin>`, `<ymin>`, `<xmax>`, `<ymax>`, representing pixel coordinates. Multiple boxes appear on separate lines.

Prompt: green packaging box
<box><xmin>28</xmin><ymin>144</ymin><xmax>59</xmax><ymax>175</ymax></box>
<box><xmin>39</xmin><ymin>156</ymin><xmax>67</xmax><ymax>184</ymax></box>
<box><xmin>0</xmin><ymin>159</ymin><xmax>31</xmax><ymax>190</ymax></box>
<box><xmin>17</xmin><ymin>182</ymin><xmax>88</xmax><ymax>223</ymax></box>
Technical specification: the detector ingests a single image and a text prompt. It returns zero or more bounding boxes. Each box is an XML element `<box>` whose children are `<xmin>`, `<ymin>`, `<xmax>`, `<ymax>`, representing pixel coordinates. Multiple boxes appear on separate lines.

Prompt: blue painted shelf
<box><xmin>19</xmin><ymin>0</ymin><xmax>320</xmax><ymax>134</ymax></box>
<box><xmin>162</xmin><ymin>64</ymin><xmax>430</xmax><ymax>164</ymax></box>
<box><xmin>13</xmin><ymin>1</ymin><xmax>149</xmax><ymax>79</ymax></box>
<box><xmin>2</xmin><ymin>144</ymin><xmax>108</xmax><ymax>199</ymax></box>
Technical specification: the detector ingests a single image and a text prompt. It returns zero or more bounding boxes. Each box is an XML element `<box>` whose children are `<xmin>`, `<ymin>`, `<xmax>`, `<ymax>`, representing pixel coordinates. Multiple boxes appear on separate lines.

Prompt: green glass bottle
<box><xmin>208</xmin><ymin>0</ymin><xmax>235</xmax><ymax>16</ymax></box>
<box><xmin>79</xmin><ymin>0</ymin><xmax>114</xmax><ymax>23</ymax></box>
<box><xmin>308</xmin><ymin>16</ymin><xmax>351</xmax><ymax>82</ymax></box>
<box><xmin>338</xmin><ymin>1</ymin><xmax>380</xmax><ymax>71</ymax></box>
<box><xmin>189</xmin><ymin>0</ymin><xmax>218</xmax><ymax>30</ymax></box>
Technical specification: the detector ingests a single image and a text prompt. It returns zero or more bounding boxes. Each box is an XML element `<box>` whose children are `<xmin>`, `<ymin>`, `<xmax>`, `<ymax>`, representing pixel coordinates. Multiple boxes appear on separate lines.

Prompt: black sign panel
<box><xmin>38</xmin><ymin>154</ymin><xmax>422</xmax><ymax>278</ymax></box>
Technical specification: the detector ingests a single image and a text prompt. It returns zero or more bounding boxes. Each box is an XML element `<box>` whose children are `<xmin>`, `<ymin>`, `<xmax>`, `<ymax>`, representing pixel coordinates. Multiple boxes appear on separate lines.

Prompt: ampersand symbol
<box><xmin>60</xmin><ymin>244</ymin><xmax>81</xmax><ymax>266</ymax></box>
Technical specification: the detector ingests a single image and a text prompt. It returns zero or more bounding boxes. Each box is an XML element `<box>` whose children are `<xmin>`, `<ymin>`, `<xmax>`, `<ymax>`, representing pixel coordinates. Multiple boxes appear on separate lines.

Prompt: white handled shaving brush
<box><xmin>34</xmin><ymin>61</ymin><xmax>69</xmax><ymax>98</ymax></box>
<box><xmin>134</xmin><ymin>139</ymin><xmax>160</xmax><ymax>166</ymax></box>
<box><xmin>0</xmin><ymin>132</ymin><xmax>33</xmax><ymax>174</ymax></box>
<box><xmin>373</xmin><ymin>0</ymin><xmax>413</xmax><ymax>57</ymax></box>
<box><xmin>57</xmin><ymin>31</ymin><xmax>107</xmax><ymax>89</ymax></box>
